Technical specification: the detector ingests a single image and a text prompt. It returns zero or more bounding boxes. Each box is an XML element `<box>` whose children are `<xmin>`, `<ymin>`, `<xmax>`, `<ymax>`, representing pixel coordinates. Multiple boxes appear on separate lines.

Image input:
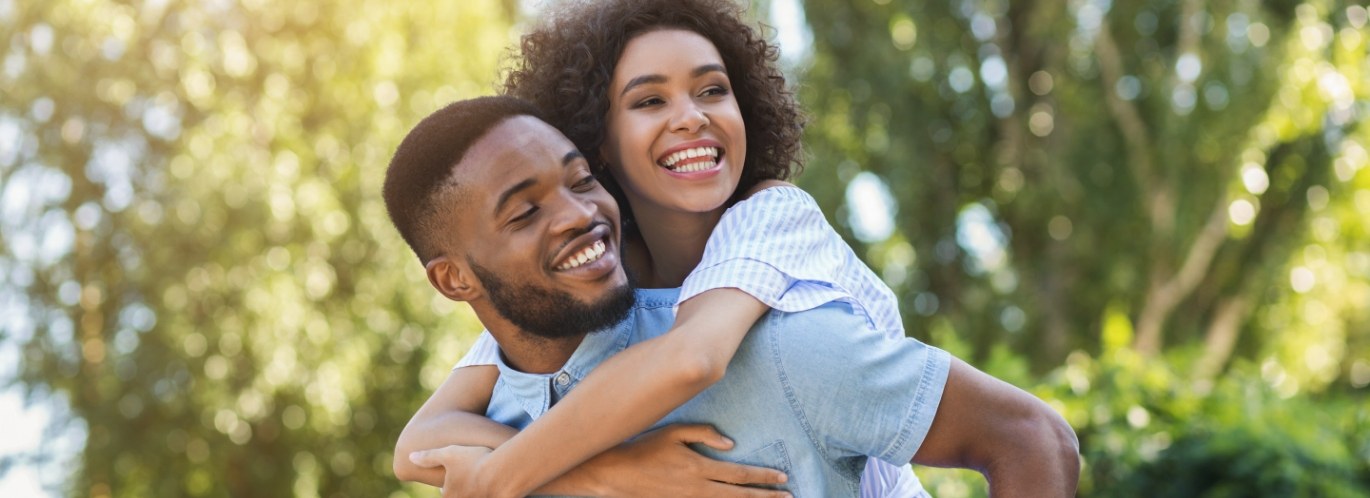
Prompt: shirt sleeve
<box><xmin>767</xmin><ymin>302</ymin><xmax>950</xmax><ymax>466</ymax></box>
<box><xmin>678</xmin><ymin>187</ymin><xmax>854</xmax><ymax>314</ymax></box>
<box><xmin>452</xmin><ymin>330</ymin><xmax>500</xmax><ymax>369</ymax></box>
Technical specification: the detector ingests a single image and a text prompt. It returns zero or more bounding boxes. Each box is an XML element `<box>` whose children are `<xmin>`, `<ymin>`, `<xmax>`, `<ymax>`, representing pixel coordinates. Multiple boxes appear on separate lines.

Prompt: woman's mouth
<box><xmin>658</xmin><ymin>146</ymin><xmax>722</xmax><ymax>173</ymax></box>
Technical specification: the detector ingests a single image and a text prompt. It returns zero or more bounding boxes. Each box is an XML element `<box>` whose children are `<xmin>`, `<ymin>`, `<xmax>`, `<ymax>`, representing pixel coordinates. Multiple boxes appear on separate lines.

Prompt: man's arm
<box><xmin>393</xmin><ymin>356</ymin><xmax>788</xmax><ymax>497</ymax></box>
<box><xmin>769</xmin><ymin>304</ymin><xmax>1079</xmax><ymax>498</ymax></box>
<box><xmin>913</xmin><ymin>358</ymin><xmax>1081</xmax><ymax>497</ymax></box>
<box><xmin>394</xmin><ymin>365</ymin><xmax>512</xmax><ymax>487</ymax></box>
<box><xmin>410</xmin><ymin>424</ymin><xmax>792</xmax><ymax>498</ymax></box>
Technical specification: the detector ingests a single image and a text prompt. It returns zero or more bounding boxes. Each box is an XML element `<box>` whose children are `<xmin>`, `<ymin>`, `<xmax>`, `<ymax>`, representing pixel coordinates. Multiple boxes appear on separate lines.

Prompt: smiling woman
<box><xmin>602</xmin><ymin>29</ymin><xmax>749</xmax><ymax>228</ymax></box>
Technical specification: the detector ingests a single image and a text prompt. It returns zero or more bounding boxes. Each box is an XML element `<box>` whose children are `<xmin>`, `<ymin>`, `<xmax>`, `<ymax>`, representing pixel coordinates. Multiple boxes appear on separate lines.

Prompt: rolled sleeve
<box><xmin>678</xmin><ymin>187</ymin><xmax>861</xmax><ymax>315</ymax></box>
<box><xmin>767</xmin><ymin>303</ymin><xmax>950</xmax><ymax>466</ymax></box>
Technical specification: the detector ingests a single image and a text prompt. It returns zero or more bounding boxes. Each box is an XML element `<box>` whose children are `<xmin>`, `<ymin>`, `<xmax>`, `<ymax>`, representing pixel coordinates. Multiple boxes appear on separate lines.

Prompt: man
<box><xmin>385</xmin><ymin>96</ymin><xmax>1080</xmax><ymax>497</ymax></box>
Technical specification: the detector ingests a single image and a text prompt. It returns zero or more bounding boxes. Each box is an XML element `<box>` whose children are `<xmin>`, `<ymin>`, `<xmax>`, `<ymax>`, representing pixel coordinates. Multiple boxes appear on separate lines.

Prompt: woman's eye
<box><xmin>632</xmin><ymin>96</ymin><xmax>664</xmax><ymax>109</ymax></box>
<box><xmin>702</xmin><ymin>86</ymin><xmax>729</xmax><ymax>97</ymax></box>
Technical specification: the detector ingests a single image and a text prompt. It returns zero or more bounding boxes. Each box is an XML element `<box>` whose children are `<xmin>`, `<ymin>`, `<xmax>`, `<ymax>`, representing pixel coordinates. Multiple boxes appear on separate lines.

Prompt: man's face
<box><xmin>444</xmin><ymin>116</ymin><xmax>632</xmax><ymax>337</ymax></box>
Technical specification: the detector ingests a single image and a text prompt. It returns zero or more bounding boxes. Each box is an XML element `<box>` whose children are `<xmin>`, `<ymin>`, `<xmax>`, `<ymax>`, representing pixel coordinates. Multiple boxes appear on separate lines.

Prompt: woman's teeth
<box><xmin>672</xmin><ymin>159</ymin><xmax>717</xmax><ymax>173</ymax></box>
<box><xmin>557</xmin><ymin>240</ymin><xmax>607</xmax><ymax>271</ymax></box>
<box><xmin>660</xmin><ymin>146</ymin><xmax>720</xmax><ymax>172</ymax></box>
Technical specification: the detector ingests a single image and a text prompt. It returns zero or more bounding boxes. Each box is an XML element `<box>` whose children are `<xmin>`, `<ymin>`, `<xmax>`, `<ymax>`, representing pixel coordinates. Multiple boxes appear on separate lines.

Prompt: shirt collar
<box><xmin>491</xmin><ymin>288</ymin><xmax>682</xmax><ymax>419</ymax></box>
<box><xmin>492</xmin><ymin>309</ymin><xmax>633</xmax><ymax>420</ymax></box>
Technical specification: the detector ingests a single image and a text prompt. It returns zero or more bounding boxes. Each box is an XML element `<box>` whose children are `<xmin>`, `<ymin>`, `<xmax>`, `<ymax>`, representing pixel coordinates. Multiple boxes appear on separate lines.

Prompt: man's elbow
<box><xmin>1039</xmin><ymin>406</ymin><xmax>1079</xmax><ymax>468</ymax></box>
<box><xmin>392</xmin><ymin>445</ymin><xmax>420</xmax><ymax>482</ymax></box>
<box><xmin>1009</xmin><ymin>401</ymin><xmax>1081</xmax><ymax>486</ymax></box>
<box><xmin>392</xmin><ymin>431</ymin><xmax>428</xmax><ymax>483</ymax></box>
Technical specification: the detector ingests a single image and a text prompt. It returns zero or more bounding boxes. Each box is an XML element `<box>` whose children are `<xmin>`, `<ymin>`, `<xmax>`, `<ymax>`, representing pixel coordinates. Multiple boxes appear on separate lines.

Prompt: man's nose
<box><xmin>549</xmin><ymin>190</ymin><xmax>598</xmax><ymax>233</ymax></box>
<box><xmin>670</xmin><ymin>101</ymin><xmax>710</xmax><ymax>134</ymax></box>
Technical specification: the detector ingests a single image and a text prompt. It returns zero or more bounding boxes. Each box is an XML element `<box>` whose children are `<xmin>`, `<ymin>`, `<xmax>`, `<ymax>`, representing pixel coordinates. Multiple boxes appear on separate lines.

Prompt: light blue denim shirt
<box><xmin>487</xmin><ymin>287</ymin><xmax>950</xmax><ymax>498</ymax></box>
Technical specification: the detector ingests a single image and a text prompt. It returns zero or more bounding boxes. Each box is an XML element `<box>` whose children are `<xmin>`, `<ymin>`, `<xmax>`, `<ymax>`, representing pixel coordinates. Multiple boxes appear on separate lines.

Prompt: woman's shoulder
<box><xmin>739</xmin><ymin>179</ymin><xmax>801</xmax><ymax>201</ymax></box>
<box><xmin>712</xmin><ymin>181</ymin><xmax>831</xmax><ymax>245</ymax></box>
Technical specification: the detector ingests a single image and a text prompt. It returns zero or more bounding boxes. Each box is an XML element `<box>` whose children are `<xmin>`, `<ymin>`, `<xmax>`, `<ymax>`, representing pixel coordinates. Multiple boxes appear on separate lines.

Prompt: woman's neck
<box><xmin>625</xmin><ymin>202</ymin><xmax>724</xmax><ymax>288</ymax></box>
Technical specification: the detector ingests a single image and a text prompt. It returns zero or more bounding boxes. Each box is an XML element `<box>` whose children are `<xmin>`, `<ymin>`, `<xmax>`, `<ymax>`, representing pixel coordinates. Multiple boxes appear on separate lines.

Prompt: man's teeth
<box><xmin>660</xmin><ymin>146</ymin><xmax>719</xmax><ymax>171</ymax></box>
<box><xmin>556</xmin><ymin>240</ymin><xmax>607</xmax><ymax>271</ymax></box>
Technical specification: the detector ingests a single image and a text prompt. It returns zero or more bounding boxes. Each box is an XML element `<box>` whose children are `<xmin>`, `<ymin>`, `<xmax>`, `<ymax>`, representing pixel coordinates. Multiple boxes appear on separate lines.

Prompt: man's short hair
<box><xmin>383</xmin><ymin>96</ymin><xmax>544</xmax><ymax>263</ymax></box>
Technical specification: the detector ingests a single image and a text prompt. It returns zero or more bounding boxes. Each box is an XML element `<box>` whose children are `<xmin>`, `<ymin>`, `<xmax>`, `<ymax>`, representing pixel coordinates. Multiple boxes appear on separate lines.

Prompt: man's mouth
<box><xmin>657</xmin><ymin>146</ymin><xmax>722</xmax><ymax>173</ymax></box>
<box><xmin>554</xmin><ymin>238</ymin><xmax>608</xmax><ymax>271</ymax></box>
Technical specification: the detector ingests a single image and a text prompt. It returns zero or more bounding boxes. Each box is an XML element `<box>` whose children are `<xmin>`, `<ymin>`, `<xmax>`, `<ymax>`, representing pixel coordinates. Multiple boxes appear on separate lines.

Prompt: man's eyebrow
<box><xmin>493</xmin><ymin>152</ymin><xmax>583</xmax><ymax>215</ymax></box>
<box><xmin>494</xmin><ymin>178</ymin><xmax>537</xmax><ymax>215</ymax></box>
<box><xmin>619</xmin><ymin>64</ymin><xmax>729</xmax><ymax>98</ymax></box>
<box><xmin>562</xmin><ymin>150</ymin><xmax>584</xmax><ymax>166</ymax></box>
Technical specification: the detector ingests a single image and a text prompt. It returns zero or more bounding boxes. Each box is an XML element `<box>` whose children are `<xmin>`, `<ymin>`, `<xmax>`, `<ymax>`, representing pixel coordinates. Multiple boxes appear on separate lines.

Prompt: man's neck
<box><xmin>471</xmin><ymin>305</ymin><xmax>586</xmax><ymax>374</ymax></box>
<box><xmin>493</xmin><ymin>330</ymin><xmax>584</xmax><ymax>374</ymax></box>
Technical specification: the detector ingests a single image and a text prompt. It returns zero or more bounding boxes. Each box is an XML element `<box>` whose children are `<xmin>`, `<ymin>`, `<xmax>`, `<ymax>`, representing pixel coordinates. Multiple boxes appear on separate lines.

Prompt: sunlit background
<box><xmin>2</xmin><ymin>0</ymin><xmax>1367</xmax><ymax>496</ymax></box>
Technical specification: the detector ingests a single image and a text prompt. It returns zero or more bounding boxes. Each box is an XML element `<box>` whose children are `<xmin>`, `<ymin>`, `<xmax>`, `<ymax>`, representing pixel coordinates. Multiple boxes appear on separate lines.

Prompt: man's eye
<box><xmin>511</xmin><ymin>206</ymin><xmax>538</xmax><ymax>224</ymax></box>
<box><xmin>572</xmin><ymin>176</ymin><xmax>598</xmax><ymax>190</ymax></box>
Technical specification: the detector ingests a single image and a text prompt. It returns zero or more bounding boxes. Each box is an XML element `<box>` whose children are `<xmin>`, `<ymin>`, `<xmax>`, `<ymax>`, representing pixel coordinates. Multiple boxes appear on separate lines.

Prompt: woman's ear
<box><xmin>597</xmin><ymin>145</ymin><xmax>613</xmax><ymax>172</ymax></box>
<box><xmin>425</xmin><ymin>256</ymin><xmax>481</xmax><ymax>302</ymax></box>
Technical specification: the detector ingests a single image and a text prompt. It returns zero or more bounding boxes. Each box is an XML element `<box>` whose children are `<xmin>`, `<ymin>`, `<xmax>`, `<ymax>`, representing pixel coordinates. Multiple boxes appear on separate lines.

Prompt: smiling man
<box><xmin>385</xmin><ymin>96</ymin><xmax>790</xmax><ymax>497</ymax></box>
<box><xmin>385</xmin><ymin>96</ymin><xmax>1079</xmax><ymax>497</ymax></box>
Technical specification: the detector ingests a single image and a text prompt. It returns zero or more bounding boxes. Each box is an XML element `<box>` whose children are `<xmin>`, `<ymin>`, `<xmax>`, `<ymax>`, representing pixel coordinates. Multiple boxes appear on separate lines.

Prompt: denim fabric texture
<box><xmin>487</xmin><ymin>288</ymin><xmax>950</xmax><ymax>498</ymax></box>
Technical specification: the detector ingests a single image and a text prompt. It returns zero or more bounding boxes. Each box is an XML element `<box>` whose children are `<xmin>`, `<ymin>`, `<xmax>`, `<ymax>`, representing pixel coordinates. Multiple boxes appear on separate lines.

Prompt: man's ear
<box><xmin>426</xmin><ymin>256</ymin><xmax>481</xmax><ymax>302</ymax></box>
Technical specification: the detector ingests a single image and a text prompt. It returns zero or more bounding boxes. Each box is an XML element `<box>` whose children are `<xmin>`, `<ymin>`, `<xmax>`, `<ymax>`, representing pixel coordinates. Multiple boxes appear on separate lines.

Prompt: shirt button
<box><xmin>555</xmin><ymin>372</ymin><xmax>571</xmax><ymax>387</ymax></box>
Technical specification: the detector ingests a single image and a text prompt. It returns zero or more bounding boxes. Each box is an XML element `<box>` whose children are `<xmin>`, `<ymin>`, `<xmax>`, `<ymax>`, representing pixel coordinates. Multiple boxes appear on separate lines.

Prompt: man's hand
<box><xmin>409</xmin><ymin>445</ymin><xmax>492</xmax><ymax>497</ymax></box>
<box><xmin>586</xmin><ymin>424</ymin><xmax>791</xmax><ymax>498</ymax></box>
<box><xmin>409</xmin><ymin>424</ymin><xmax>791</xmax><ymax>498</ymax></box>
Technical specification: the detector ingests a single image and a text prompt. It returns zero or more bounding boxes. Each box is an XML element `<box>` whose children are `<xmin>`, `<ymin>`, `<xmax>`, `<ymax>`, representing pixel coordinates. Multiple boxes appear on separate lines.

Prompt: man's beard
<box><xmin>469</xmin><ymin>260</ymin><xmax>635</xmax><ymax>339</ymax></box>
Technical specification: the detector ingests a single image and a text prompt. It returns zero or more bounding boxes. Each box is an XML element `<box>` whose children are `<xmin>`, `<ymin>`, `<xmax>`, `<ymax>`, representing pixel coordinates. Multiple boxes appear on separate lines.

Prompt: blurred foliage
<box><xmin>794</xmin><ymin>0</ymin><xmax>1370</xmax><ymax>495</ymax></box>
<box><xmin>1</xmin><ymin>0</ymin><xmax>1368</xmax><ymax>497</ymax></box>
<box><xmin>1</xmin><ymin>0</ymin><xmax>518</xmax><ymax>496</ymax></box>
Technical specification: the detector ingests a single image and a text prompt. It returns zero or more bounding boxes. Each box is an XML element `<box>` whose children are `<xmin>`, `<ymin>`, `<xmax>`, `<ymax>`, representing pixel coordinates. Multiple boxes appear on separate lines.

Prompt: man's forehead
<box><xmin>467</xmin><ymin>115</ymin><xmax>570</xmax><ymax>163</ymax></box>
<box><xmin>456</xmin><ymin>115</ymin><xmax>576</xmax><ymax>208</ymax></box>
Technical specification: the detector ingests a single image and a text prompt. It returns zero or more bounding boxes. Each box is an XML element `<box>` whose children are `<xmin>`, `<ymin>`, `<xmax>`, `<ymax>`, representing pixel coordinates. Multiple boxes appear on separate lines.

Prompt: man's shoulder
<box><xmin>747</xmin><ymin>300</ymin><xmax>910</xmax><ymax>363</ymax></box>
<box><xmin>756</xmin><ymin>300</ymin><xmax>869</xmax><ymax>337</ymax></box>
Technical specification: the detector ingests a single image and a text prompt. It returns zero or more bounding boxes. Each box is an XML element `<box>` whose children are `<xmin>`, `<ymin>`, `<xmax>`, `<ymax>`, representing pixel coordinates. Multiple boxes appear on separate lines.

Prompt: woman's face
<box><xmin>602</xmin><ymin>29</ymin><xmax>747</xmax><ymax>219</ymax></box>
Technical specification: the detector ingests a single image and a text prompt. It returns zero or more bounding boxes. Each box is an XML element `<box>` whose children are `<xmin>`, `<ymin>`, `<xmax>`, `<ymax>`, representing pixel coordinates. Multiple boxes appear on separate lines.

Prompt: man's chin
<box><xmin>473</xmin><ymin>259</ymin><xmax>636</xmax><ymax>339</ymax></box>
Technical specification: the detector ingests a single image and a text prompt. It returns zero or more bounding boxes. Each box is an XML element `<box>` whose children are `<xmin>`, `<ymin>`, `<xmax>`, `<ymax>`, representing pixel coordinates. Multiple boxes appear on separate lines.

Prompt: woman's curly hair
<box><xmin>502</xmin><ymin>0</ymin><xmax>805</xmax><ymax>221</ymax></box>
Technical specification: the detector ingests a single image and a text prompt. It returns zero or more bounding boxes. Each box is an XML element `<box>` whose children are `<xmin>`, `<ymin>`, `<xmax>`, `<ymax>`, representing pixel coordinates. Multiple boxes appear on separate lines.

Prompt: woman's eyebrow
<box><xmin>618</xmin><ymin>64</ymin><xmax>728</xmax><ymax>98</ymax></box>
<box><xmin>691</xmin><ymin>64</ymin><xmax>726</xmax><ymax>78</ymax></box>
<box><xmin>619</xmin><ymin>74</ymin><xmax>665</xmax><ymax>98</ymax></box>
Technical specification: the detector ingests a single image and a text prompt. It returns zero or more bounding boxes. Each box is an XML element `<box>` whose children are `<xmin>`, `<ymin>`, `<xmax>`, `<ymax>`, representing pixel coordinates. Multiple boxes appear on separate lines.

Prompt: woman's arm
<box><xmin>411</xmin><ymin>424</ymin><xmax>791</xmax><ymax>498</ymax></box>
<box><xmin>393</xmin><ymin>335</ymin><xmax>786</xmax><ymax>497</ymax></box>
<box><xmin>452</xmin><ymin>288</ymin><xmax>770</xmax><ymax>498</ymax></box>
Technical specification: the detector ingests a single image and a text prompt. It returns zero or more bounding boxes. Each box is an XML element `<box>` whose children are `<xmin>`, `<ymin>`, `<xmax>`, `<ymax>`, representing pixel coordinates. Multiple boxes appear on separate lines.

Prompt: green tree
<box><xmin>1</xmin><ymin>1</ymin><xmax>519</xmax><ymax>496</ymax></box>
<box><xmin>797</xmin><ymin>0</ymin><xmax>1369</xmax><ymax>381</ymax></box>
<box><xmin>792</xmin><ymin>0</ymin><xmax>1370</xmax><ymax>495</ymax></box>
